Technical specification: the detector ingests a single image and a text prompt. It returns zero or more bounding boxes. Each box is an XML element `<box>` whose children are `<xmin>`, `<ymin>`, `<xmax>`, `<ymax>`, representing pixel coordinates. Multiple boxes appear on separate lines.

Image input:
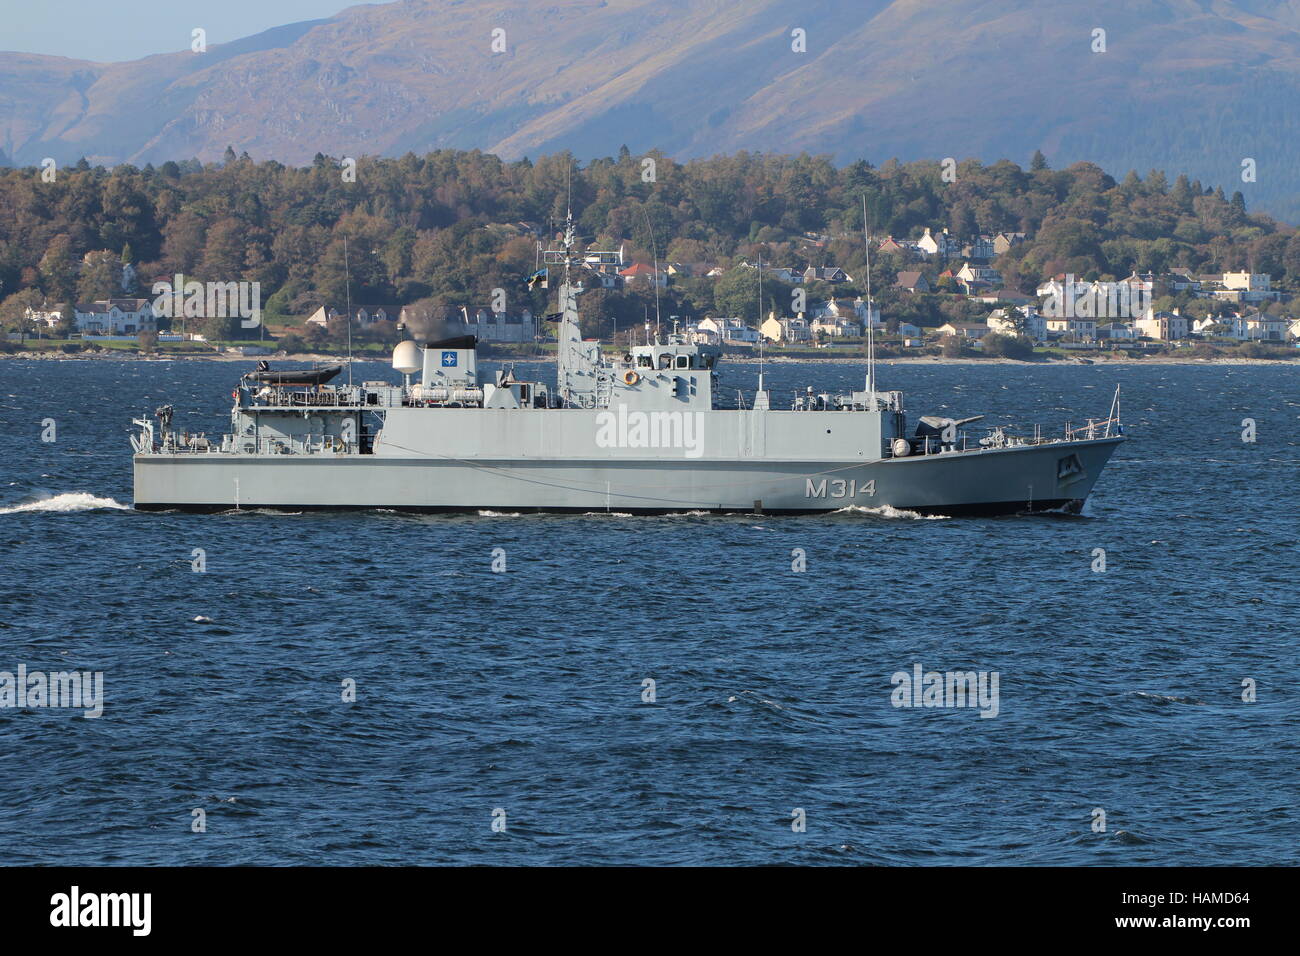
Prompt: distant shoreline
<box><xmin>2</xmin><ymin>348</ymin><xmax>1296</xmax><ymax>366</ymax></box>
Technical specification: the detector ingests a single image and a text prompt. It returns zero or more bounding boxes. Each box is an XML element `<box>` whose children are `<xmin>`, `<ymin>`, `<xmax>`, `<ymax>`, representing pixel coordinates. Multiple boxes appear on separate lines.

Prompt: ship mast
<box><xmin>862</xmin><ymin>194</ymin><xmax>875</xmax><ymax>404</ymax></box>
<box><xmin>539</xmin><ymin>166</ymin><xmax>624</xmax><ymax>407</ymax></box>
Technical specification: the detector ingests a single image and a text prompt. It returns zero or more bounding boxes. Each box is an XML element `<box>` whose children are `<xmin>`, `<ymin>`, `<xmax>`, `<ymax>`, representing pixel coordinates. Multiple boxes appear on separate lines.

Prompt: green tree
<box><xmin>713</xmin><ymin>266</ymin><xmax>763</xmax><ymax>321</ymax></box>
<box><xmin>38</xmin><ymin>235</ymin><xmax>77</xmax><ymax>302</ymax></box>
<box><xmin>77</xmin><ymin>250</ymin><xmax>120</xmax><ymax>301</ymax></box>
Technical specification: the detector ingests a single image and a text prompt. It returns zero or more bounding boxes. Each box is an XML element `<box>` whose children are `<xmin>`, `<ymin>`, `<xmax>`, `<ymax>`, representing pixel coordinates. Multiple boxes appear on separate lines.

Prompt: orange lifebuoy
<box><xmin>623</xmin><ymin>370</ymin><xmax>639</xmax><ymax>386</ymax></box>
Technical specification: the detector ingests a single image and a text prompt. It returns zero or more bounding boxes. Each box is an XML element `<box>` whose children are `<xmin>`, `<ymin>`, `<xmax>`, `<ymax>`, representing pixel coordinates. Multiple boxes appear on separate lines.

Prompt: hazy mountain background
<box><xmin>4</xmin><ymin>0</ymin><xmax>1300</xmax><ymax>218</ymax></box>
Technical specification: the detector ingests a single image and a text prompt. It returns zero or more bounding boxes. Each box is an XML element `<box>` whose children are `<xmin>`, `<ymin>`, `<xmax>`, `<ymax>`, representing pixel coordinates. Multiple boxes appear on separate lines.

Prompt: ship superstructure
<box><xmin>132</xmin><ymin>211</ymin><xmax>1124</xmax><ymax>514</ymax></box>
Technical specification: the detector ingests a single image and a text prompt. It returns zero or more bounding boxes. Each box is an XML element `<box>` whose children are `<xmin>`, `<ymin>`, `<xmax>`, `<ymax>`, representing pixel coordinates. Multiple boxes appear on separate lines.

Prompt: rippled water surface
<box><xmin>0</xmin><ymin>357</ymin><xmax>1296</xmax><ymax>865</ymax></box>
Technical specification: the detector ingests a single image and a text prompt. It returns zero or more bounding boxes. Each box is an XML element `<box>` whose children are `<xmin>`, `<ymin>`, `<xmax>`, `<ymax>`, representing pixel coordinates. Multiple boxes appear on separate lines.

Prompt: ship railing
<box><xmin>1064</xmin><ymin>415</ymin><xmax>1122</xmax><ymax>441</ymax></box>
<box><xmin>209</xmin><ymin>433</ymin><xmax>356</xmax><ymax>455</ymax></box>
<box><xmin>151</xmin><ymin>432</ymin><xmax>215</xmax><ymax>454</ymax></box>
<box><xmin>252</xmin><ymin>387</ymin><xmax>363</xmax><ymax>408</ymax></box>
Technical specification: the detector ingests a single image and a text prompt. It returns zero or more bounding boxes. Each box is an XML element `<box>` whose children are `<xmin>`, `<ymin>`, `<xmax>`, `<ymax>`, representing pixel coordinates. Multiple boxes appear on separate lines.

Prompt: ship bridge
<box><xmin>626</xmin><ymin>334</ymin><xmax>720</xmax><ymax>373</ymax></box>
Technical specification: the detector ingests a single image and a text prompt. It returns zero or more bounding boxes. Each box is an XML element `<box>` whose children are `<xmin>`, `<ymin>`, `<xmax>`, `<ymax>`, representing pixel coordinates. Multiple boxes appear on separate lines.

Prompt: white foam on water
<box><xmin>833</xmin><ymin>504</ymin><xmax>948</xmax><ymax>520</ymax></box>
<box><xmin>0</xmin><ymin>492</ymin><xmax>130</xmax><ymax>515</ymax></box>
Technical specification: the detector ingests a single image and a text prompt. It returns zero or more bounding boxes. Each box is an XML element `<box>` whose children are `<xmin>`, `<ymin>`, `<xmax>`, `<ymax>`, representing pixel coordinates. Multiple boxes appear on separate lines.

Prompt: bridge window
<box><xmin>675</xmin><ymin>355</ymin><xmax>690</xmax><ymax>369</ymax></box>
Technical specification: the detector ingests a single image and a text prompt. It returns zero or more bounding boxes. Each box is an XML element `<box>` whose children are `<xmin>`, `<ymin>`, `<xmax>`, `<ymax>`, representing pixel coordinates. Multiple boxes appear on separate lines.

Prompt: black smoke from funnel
<box><xmin>402</xmin><ymin>307</ymin><xmax>458</xmax><ymax>344</ymax></box>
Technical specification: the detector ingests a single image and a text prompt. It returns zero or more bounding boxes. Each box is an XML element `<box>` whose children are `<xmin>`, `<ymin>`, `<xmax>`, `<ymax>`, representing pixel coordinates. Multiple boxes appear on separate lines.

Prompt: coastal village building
<box><xmin>457</xmin><ymin>307</ymin><xmax>537</xmax><ymax>343</ymax></box>
<box><xmin>306</xmin><ymin>303</ymin><xmax>534</xmax><ymax>342</ymax></box>
<box><xmin>760</xmin><ymin>313</ymin><xmax>812</xmax><ymax>343</ymax></box>
<box><xmin>1193</xmin><ymin>312</ymin><xmax>1291</xmax><ymax>342</ymax></box>
<box><xmin>895</xmin><ymin>271</ymin><xmax>930</xmax><ymax>293</ymax></box>
<box><xmin>1045</xmin><ymin>317</ymin><xmax>1098</xmax><ymax>340</ymax></box>
<box><xmin>696</xmin><ymin>317</ymin><xmax>760</xmax><ymax>344</ymax></box>
<box><xmin>1096</xmin><ymin>322</ymin><xmax>1139</xmax><ymax>340</ymax></box>
<box><xmin>956</xmin><ymin>263</ymin><xmax>1002</xmax><ymax>288</ymax></box>
<box><xmin>25</xmin><ymin>304</ymin><xmax>70</xmax><ymax>330</ymax></box>
<box><xmin>1135</xmin><ymin>310</ymin><xmax>1189</xmax><ymax>340</ymax></box>
<box><xmin>28</xmin><ymin>298</ymin><xmax>159</xmax><ymax>335</ymax></box>
<box><xmin>810</xmin><ymin>316</ymin><xmax>862</xmax><ymax>337</ymax></box>
<box><xmin>961</xmin><ymin>236</ymin><xmax>997</xmax><ymax>262</ymax></box>
<box><xmin>917</xmin><ymin>227</ymin><xmax>960</xmax><ymax>259</ymax></box>
<box><xmin>306</xmin><ymin>304</ymin><xmax>405</xmax><ymax>328</ymax></box>
<box><xmin>812</xmin><ymin>297</ymin><xmax>880</xmax><ymax>326</ymax></box>
<box><xmin>878</xmin><ymin>237</ymin><xmax>922</xmax><ymax>259</ymax></box>
<box><xmin>1216</xmin><ymin>272</ymin><xmax>1280</xmax><ymax>304</ymax></box>
<box><xmin>937</xmin><ymin>321</ymin><xmax>990</xmax><ymax>340</ymax></box>
<box><xmin>993</xmin><ymin>232</ymin><xmax>1027</xmax><ymax>255</ymax></box>
<box><xmin>306</xmin><ymin>304</ymin><xmax>403</xmax><ymax>330</ymax></box>
<box><xmin>618</xmin><ymin>262</ymin><xmax>667</xmax><ymax>288</ymax></box>
<box><xmin>986</xmin><ymin>308</ymin><xmax>1047</xmax><ymax>342</ymax></box>
<box><xmin>802</xmin><ymin>266</ymin><xmax>853</xmax><ymax>283</ymax></box>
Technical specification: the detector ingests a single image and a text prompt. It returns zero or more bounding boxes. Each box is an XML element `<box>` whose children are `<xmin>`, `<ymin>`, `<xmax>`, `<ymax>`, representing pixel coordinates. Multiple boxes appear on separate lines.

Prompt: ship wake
<box><xmin>0</xmin><ymin>492</ymin><xmax>131</xmax><ymax>515</ymax></box>
<box><xmin>833</xmin><ymin>504</ymin><xmax>948</xmax><ymax>520</ymax></box>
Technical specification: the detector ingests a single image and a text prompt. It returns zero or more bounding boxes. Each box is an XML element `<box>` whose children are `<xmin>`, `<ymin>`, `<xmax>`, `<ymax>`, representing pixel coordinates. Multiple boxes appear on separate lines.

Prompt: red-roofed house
<box><xmin>618</xmin><ymin>263</ymin><xmax>667</xmax><ymax>288</ymax></box>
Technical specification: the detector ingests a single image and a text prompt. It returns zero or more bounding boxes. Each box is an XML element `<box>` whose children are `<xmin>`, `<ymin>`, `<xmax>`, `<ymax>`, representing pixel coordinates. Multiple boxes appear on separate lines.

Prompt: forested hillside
<box><xmin>1</xmin><ymin>148</ymin><xmax>1295</xmax><ymax>340</ymax></box>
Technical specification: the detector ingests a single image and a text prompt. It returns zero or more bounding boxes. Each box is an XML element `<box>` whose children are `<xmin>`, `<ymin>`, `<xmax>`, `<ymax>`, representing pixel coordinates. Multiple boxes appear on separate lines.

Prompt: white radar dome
<box><xmin>392</xmin><ymin>340</ymin><xmax>421</xmax><ymax>374</ymax></box>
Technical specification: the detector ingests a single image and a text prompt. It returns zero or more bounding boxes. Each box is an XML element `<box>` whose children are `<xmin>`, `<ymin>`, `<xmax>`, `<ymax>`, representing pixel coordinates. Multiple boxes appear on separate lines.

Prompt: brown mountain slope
<box><xmin>3</xmin><ymin>0</ymin><xmax>1300</xmax><ymax>216</ymax></box>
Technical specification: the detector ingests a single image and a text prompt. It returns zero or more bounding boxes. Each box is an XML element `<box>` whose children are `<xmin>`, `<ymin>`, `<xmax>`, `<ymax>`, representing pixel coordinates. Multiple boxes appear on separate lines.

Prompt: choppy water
<box><xmin>0</xmin><ymin>357</ymin><xmax>1296</xmax><ymax>865</ymax></box>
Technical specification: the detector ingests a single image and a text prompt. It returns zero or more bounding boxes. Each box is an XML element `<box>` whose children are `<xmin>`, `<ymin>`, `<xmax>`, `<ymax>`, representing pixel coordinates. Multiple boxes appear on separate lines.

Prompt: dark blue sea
<box><xmin>0</xmin><ymin>357</ymin><xmax>1296</xmax><ymax>865</ymax></box>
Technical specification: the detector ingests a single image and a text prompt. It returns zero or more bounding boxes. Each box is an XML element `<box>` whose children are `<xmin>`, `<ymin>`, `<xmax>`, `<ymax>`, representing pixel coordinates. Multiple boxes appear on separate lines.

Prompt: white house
<box><xmin>697</xmin><ymin>316</ymin><xmax>759</xmax><ymax>344</ymax></box>
<box><xmin>1096</xmin><ymin>322</ymin><xmax>1138</xmax><ymax>340</ymax></box>
<box><xmin>956</xmin><ymin>262</ymin><xmax>1002</xmax><ymax>287</ymax></box>
<box><xmin>987</xmin><ymin>307</ymin><xmax>1047</xmax><ymax>342</ymax></box>
<box><xmin>937</xmin><ymin>321</ymin><xmax>990</xmax><ymax>340</ymax></box>
<box><xmin>25</xmin><ymin>304</ymin><xmax>71</xmax><ymax>329</ymax></box>
<box><xmin>918</xmin><ymin>227</ymin><xmax>959</xmax><ymax>259</ymax></box>
<box><xmin>66</xmin><ymin>298</ymin><xmax>158</xmax><ymax>335</ymax></box>
<box><xmin>814</xmin><ymin>297</ymin><xmax>881</xmax><ymax>326</ymax></box>
<box><xmin>1244</xmin><ymin>313</ymin><xmax>1290</xmax><ymax>342</ymax></box>
<box><xmin>1045</xmin><ymin>317</ymin><xmax>1098</xmax><ymax>340</ymax></box>
<box><xmin>810</xmin><ymin>316</ymin><xmax>862</xmax><ymax>337</ymax></box>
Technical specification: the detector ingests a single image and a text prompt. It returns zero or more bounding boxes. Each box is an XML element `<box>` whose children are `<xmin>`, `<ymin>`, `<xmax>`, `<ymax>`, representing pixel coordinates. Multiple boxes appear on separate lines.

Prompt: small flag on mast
<box><xmin>527</xmin><ymin>268</ymin><xmax>549</xmax><ymax>289</ymax></box>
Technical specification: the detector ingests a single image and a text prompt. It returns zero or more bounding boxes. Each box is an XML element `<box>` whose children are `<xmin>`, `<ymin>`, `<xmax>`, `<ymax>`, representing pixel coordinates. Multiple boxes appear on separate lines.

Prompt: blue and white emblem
<box><xmin>441</xmin><ymin>351</ymin><xmax>458</xmax><ymax>367</ymax></box>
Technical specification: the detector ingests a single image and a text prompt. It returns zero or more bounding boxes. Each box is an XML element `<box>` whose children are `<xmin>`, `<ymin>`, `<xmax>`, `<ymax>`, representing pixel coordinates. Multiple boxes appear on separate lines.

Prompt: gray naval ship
<box><xmin>132</xmin><ymin>214</ymin><xmax>1125</xmax><ymax>515</ymax></box>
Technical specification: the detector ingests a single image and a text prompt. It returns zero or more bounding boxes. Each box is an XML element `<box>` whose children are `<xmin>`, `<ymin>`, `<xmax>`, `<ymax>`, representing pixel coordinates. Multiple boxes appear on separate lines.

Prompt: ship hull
<box><xmin>133</xmin><ymin>436</ymin><xmax>1123</xmax><ymax>516</ymax></box>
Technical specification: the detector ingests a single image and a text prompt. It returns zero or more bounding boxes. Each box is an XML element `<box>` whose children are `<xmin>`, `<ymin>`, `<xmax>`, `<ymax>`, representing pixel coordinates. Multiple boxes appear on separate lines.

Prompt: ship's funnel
<box><xmin>421</xmin><ymin>335</ymin><xmax>478</xmax><ymax>386</ymax></box>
